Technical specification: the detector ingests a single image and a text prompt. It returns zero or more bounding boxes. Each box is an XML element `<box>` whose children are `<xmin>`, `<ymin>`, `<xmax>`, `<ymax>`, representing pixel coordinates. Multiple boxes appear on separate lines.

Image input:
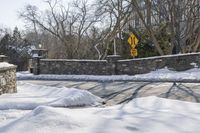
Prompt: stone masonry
<box><xmin>0</xmin><ymin>61</ymin><xmax>17</xmax><ymax>95</ymax></box>
<box><xmin>31</xmin><ymin>51</ymin><xmax>200</xmax><ymax>75</ymax></box>
<box><xmin>117</xmin><ymin>53</ymin><xmax>200</xmax><ymax>75</ymax></box>
<box><xmin>39</xmin><ymin>59</ymin><xmax>111</xmax><ymax>75</ymax></box>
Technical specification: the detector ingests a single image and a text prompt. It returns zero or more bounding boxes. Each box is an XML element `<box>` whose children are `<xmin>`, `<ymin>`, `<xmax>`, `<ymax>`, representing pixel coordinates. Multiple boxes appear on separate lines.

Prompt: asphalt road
<box><xmin>20</xmin><ymin>80</ymin><xmax>200</xmax><ymax>105</ymax></box>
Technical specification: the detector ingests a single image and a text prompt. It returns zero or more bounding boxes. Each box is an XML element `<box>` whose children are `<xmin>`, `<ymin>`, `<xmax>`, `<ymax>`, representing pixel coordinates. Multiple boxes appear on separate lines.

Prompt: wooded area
<box><xmin>0</xmin><ymin>0</ymin><xmax>199</xmax><ymax>70</ymax></box>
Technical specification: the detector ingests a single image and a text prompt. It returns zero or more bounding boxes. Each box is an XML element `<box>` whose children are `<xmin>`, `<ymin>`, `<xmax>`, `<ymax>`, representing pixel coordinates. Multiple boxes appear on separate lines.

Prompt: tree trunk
<box><xmin>132</xmin><ymin>0</ymin><xmax>164</xmax><ymax>55</ymax></box>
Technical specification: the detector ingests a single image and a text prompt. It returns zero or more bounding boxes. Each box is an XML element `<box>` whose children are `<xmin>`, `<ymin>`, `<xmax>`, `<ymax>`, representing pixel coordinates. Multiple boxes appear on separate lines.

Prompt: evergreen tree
<box><xmin>0</xmin><ymin>27</ymin><xmax>33</xmax><ymax>71</ymax></box>
<box><xmin>0</xmin><ymin>34</ymin><xmax>12</xmax><ymax>54</ymax></box>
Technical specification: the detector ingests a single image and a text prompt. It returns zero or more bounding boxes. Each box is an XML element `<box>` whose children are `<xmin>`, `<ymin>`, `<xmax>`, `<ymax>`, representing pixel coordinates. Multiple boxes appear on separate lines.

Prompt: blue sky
<box><xmin>0</xmin><ymin>0</ymin><xmax>52</xmax><ymax>30</ymax></box>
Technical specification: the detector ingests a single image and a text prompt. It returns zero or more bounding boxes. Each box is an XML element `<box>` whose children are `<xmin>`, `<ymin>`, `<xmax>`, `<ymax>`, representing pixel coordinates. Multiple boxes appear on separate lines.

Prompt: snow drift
<box><xmin>0</xmin><ymin>82</ymin><xmax>102</xmax><ymax>110</ymax></box>
<box><xmin>0</xmin><ymin>96</ymin><xmax>200</xmax><ymax>133</ymax></box>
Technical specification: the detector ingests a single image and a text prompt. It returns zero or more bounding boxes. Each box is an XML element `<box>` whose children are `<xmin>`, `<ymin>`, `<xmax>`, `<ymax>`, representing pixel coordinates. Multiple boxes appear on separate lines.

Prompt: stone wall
<box><xmin>117</xmin><ymin>53</ymin><xmax>200</xmax><ymax>75</ymax></box>
<box><xmin>0</xmin><ymin>63</ymin><xmax>17</xmax><ymax>95</ymax></box>
<box><xmin>31</xmin><ymin>53</ymin><xmax>200</xmax><ymax>75</ymax></box>
<box><xmin>39</xmin><ymin>59</ymin><xmax>112</xmax><ymax>75</ymax></box>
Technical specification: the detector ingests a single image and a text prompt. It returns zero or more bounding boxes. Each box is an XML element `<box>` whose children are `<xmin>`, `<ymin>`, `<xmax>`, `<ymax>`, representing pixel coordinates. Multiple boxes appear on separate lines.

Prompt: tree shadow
<box><xmin>159</xmin><ymin>82</ymin><xmax>200</xmax><ymax>102</ymax></box>
<box><xmin>116</xmin><ymin>82</ymin><xmax>152</xmax><ymax>104</ymax></box>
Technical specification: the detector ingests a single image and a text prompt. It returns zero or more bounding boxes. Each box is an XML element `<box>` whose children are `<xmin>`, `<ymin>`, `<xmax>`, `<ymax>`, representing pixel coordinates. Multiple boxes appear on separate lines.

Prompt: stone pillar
<box><xmin>0</xmin><ymin>55</ymin><xmax>8</xmax><ymax>62</ymax></box>
<box><xmin>106</xmin><ymin>55</ymin><xmax>121</xmax><ymax>75</ymax></box>
<box><xmin>0</xmin><ymin>63</ymin><xmax>17</xmax><ymax>95</ymax></box>
<box><xmin>31</xmin><ymin>49</ymin><xmax>48</xmax><ymax>74</ymax></box>
<box><xmin>32</xmin><ymin>56</ymin><xmax>42</xmax><ymax>75</ymax></box>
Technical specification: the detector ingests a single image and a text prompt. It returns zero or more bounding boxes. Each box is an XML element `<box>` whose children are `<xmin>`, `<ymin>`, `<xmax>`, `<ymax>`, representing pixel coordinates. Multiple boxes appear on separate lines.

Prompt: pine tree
<box><xmin>0</xmin><ymin>34</ymin><xmax>12</xmax><ymax>54</ymax></box>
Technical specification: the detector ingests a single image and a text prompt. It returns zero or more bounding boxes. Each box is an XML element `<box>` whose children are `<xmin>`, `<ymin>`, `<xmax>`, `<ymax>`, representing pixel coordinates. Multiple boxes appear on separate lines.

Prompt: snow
<box><xmin>133</xmin><ymin>67</ymin><xmax>200</xmax><ymax>81</ymax></box>
<box><xmin>0</xmin><ymin>110</ymin><xmax>30</xmax><ymax>128</ymax></box>
<box><xmin>0</xmin><ymin>82</ymin><xmax>102</xmax><ymax>110</ymax></box>
<box><xmin>17</xmin><ymin>68</ymin><xmax>200</xmax><ymax>82</ymax></box>
<box><xmin>2</xmin><ymin>68</ymin><xmax>200</xmax><ymax>132</ymax></box>
<box><xmin>32</xmin><ymin>53</ymin><xmax>39</xmax><ymax>57</ymax></box>
<box><xmin>119</xmin><ymin>52</ymin><xmax>200</xmax><ymax>62</ymax></box>
<box><xmin>1</xmin><ymin>96</ymin><xmax>200</xmax><ymax>133</ymax></box>
<box><xmin>0</xmin><ymin>62</ymin><xmax>15</xmax><ymax>68</ymax></box>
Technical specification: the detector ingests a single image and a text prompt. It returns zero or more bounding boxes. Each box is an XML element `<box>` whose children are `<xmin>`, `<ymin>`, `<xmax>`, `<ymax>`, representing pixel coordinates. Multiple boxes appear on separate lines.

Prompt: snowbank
<box><xmin>17</xmin><ymin>68</ymin><xmax>200</xmax><ymax>82</ymax></box>
<box><xmin>0</xmin><ymin>82</ymin><xmax>102</xmax><ymax>110</ymax></box>
<box><xmin>133</xmin><ymin>68</ymin><xmax>200</xmax><ymax>81</ymax></box>
<box><xmin>0</xmin><ymin>110</ymin><xmax>30</xmax><ymax>128</ymax></box>
<box><xmin>1</xmin><ymin>96</ymin><xmax>200</xmax><ymax>133</ymax></box>
<box><xmin>0</xmin><ymin>62</ymin><xmax>15</xmax><ymax>68</ymax></box>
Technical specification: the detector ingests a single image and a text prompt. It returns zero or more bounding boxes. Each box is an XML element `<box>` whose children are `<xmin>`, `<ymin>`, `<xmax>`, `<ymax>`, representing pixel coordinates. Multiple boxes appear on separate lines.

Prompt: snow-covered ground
<box><xmin>0</xmin><ymin>82</ymin><xmax>102</xmax><ymax>110</ymax></box>
<box><xmin>0</xmin><ymin>82</ymin><xmax>102</xmax><ymax>129</ymax></box>
<box><xmin>1</xmin><ymin>69</ymin><xmax>200</xmax><ymax>132</ymax></box>
<box><xmin>17</xmin><ymin>68</ymin><xmax>200</xmax><ymax>82</ymax></box>
<box><xmin>1</xmin><ymin>95</ymin><xmax>200</xmax><ymax>133</ymax></box>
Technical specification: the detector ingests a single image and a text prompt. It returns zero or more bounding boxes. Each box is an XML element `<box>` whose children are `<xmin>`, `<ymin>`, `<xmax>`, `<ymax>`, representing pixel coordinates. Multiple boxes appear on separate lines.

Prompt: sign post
<box><xmin>127</xmin><ymin>33</ymin><xmax>139</xmax><ymax>57</ymax></box>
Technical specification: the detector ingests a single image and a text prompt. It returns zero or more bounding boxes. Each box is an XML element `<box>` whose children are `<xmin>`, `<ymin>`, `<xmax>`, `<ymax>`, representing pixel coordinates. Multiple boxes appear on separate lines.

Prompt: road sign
<box><xmin>131</xmin><ymin>48</ymin><xmax>138</xmax><ymax>57</ymax></box>
<box><xmin>128</xmin><ymin>33</ymin><xmax>139</xmax><ymax>48</ymax></box>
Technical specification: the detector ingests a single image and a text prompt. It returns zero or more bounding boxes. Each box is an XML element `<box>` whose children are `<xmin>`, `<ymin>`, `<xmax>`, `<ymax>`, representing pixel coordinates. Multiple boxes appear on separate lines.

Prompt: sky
<box><xmin>0</xmin><ymin>0</ymin><xmax>60</xmax><ymax>30</ymax></box>
<box><xmin>0</xmin><ymin>0</ymin><xmax>95</xmax><ymax>31</ymax></box>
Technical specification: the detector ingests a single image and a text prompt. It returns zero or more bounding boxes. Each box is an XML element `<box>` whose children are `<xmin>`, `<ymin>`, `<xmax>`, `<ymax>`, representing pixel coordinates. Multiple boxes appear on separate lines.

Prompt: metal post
<box><xmin>114</xmin><ymin>38</ymin><xmax>117</xmax><ymax>55</ymax></box>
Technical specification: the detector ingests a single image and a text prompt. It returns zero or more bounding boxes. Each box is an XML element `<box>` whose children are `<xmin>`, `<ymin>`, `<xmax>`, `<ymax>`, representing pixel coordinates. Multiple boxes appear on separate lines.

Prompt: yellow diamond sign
<box><xmin>131</xmin><ymin>48</ymin><xmax>138</xmax><ymax>57</ymax></box>
<box><xmin>128</xmin><ymin>33</ymin><xmax>139</xmax><ymax>48</ymax></box>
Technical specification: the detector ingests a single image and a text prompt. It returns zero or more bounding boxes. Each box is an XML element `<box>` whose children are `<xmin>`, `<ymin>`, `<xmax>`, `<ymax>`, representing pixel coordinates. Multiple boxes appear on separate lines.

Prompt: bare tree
<box><xmin>19</xmin><ymin>0</ymin><xmax>99</xmax><ymax>59</ymax></box>
<box><xmin>19</xmin><ymin>0</ymin><xmax>200</xmax><ymax>59</ymax></box>
<box><xmin>152</xmin><ymin>0</ymin><xmax>200</xmax><ymax>53</ymax></box>
<box><xmin>129</xmin><ymin>0</ymin><xmax>200</xmax><ymax>55</ymax></box>
<box><xmin>95</xmin><ymin>0</ymin><xmax>132</xmax><ymax>59</ymax></box>
<box><xmin>131</xmin><ymin>0</ymin><xmax>164</xmax><ymax>55</ymax></box>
